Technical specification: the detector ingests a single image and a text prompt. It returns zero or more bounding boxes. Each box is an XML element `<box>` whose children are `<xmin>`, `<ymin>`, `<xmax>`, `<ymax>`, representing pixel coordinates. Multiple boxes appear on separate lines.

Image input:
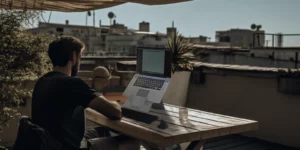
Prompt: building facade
<box><xmin>105</xmin><ymin>31</ymin><xmax>168</xmax><ymax>56</ymax></box>
<box><xmin>216</xmin><ymin>29</ymin><xmax>265</xmax><ymax>48</ymax></box>
<box><xmin>185</xmin><ymin>36</ymin><xmax>209</xmax><ymax>44</ymax></box>
<box><xmin>28</xmin><ymin>21</ymin><xmax>111</xmax><ymax>55</ymax></box>
<box><xmin>28</xmin><ymin>21</ymin><xmax>168</xmax><ymax>56</ymax></box>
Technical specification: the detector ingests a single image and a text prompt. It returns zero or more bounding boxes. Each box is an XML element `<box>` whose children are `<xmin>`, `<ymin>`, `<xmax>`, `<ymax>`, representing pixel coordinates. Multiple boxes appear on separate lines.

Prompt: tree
<box><xmin>0</xmin><ymin>9</ymin><xmax>52</xmax><ymax>143</ymax></box>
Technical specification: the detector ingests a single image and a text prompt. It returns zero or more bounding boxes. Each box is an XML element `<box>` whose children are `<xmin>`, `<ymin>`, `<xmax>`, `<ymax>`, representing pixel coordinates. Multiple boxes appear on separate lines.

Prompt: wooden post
<box><xmin>186</xmin><ymin>140</ymin><xmax>205</xmax><ymax>150</ymax></box>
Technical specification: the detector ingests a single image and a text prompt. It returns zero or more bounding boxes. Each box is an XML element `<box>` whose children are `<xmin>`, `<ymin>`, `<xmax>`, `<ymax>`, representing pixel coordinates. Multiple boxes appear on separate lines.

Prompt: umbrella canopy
<box><xmin>0</xmin><ymin>0</ymin><xmax>190</xmax><ymax>12</ymax></box>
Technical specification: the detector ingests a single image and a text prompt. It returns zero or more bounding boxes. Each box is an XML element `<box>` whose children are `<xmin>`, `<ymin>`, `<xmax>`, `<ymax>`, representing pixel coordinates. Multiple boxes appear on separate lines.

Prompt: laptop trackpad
<box><xmin>136</xmin><ymin>89</ymin><xmax>150</xmax><ymax>98</ymax></box>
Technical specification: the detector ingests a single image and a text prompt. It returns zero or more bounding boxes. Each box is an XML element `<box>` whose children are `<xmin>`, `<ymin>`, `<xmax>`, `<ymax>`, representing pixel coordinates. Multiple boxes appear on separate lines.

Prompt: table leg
<box><xmin>140</xmin><ymin>141</ymin><xmax>160</xmax><ymax>150</ymax></box>
<box><xmin>186</xmin><ymin>140</ymin><xmax>205</xmax><ymax>150</ymax></box>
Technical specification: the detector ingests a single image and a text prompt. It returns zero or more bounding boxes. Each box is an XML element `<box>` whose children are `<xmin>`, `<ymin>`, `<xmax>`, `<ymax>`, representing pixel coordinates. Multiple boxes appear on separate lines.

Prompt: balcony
<box><xmin>2</xmin><ymin>61</ymin><xmax>300</xmax><ymax>150</ymax></box>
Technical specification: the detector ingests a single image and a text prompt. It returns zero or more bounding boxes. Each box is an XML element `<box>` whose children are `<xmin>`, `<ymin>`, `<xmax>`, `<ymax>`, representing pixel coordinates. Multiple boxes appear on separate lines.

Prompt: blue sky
<box><xmin>42</xmin><ymin>0</ymin><xmax>300</xmax><ymax>46</ymax></box>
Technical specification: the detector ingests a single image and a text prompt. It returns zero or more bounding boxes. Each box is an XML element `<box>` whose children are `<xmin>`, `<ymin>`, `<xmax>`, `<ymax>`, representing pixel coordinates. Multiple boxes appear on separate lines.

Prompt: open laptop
<box><xmin>123</xmin><ymin>47</ymin><xmax>172</xmax><ymax>104</ymax></box>
<box><xmin>121</xmin><ymin>47</ymin><xmax>172</xmax><ymax>123</ymax></box>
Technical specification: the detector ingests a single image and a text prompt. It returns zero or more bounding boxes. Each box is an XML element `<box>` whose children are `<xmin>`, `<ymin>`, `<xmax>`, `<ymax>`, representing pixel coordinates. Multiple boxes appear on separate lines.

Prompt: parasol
<box><xmin>0</xmin><ymin>0</ymin><xmax>191</xmax><ymax>12</ymax></box>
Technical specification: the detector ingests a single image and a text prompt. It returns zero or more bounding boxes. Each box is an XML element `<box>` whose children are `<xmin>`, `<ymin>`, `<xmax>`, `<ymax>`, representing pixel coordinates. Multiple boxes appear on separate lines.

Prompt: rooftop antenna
<box><xmin>251</xmin><ymin>23</ymin><xmax>262</xmax><ymax>31</ymax></box>
<box><xmin>257</xmin><ymin>25</ymin><xmax>262</xmax><ymax>31</ymax></box>
<box><xmin>172</xmin><ymin>21</ymin><xmax>174</xmax><ymax>28</ymax></box>
<box><xmin>251</xmin><ymin>23</ymin><xmax>263</xmax><ymax>47</ymax></box>
<box><xmin>108</xmin><ymin>12</ymin><xmax>115</xmax><ymax>26</ymax></box>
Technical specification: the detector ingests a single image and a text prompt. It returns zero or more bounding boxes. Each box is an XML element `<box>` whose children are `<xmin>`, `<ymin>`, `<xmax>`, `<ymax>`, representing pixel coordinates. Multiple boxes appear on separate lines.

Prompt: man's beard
<box><xmin>71</xmin><ymin>61</ymin><xmax>79</xmax><ymax>77</ymax></box>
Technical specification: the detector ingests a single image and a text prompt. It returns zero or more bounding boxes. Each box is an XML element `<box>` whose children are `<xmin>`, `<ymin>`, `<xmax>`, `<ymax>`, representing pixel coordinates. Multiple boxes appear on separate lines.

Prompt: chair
<box><xmin>12</xmin><ymin>116</ymin><xmax>62</xmax><ymax>150</ymax></box>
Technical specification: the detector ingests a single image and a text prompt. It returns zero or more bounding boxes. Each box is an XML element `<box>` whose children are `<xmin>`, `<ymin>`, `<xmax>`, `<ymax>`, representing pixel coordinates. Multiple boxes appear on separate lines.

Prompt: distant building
<box><xmin>186</xmin><ymin>36</ymin><xmax>209</xmax><ymax>44</ymax></box>
<box><xmin>110</xmin><ymin>20</ymin><xmax>128</xmax><ymax>34</ymax></box>
<box><xmin>105</xmin><ymin>30</ymin><xmax>168</xmax><ymax>56</ymax></box>
<box><xmin>27</xmin><ymin>21</ymin><xmax>162</xmax><ymax>56</ymax></box>
<box><xmin>139</xmin><ymin>21</ymin><xmax>150</xmax><ymax>32</ymax></box>
<box><xmin>216</xmin><ymin>29</ymin><xmax>265</xmax><ymax>48</ymax></box>
<box><xmin>28</xmin><ymin>21</ymin><xmax>111</xmax><ymax>55</ymax></box>
<box><xmin>166</xmin><ymin>21</ymin><xmax>177</xmax><ymax>37</ymax></box>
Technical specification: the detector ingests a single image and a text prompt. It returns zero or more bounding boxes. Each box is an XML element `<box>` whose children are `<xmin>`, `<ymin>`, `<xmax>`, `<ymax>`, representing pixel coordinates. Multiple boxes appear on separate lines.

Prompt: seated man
<box><xmin>31</xmin><ymin>36</ymin><xmax>139</xmax><ymax>150</ymax></box>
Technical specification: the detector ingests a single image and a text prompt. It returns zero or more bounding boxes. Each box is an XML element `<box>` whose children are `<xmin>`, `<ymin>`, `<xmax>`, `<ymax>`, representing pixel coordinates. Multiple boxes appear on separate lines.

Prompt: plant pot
<box><xmin>114</xmin><ymin>71</ymin><xmax>136</xmax><ymax>87</ymax></box>
<box><xmin>162</xmin><ymin>71</ymin><xmax>191</xmax><ymax>106</ymax></box>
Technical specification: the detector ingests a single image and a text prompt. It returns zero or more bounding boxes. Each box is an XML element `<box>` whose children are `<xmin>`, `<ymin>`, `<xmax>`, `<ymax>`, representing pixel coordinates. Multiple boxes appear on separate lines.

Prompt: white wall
<box><xmin>143</xmin><ymin>36</ymin><xmax>168</xmax><ymax>46</ymax></box>
<box><xmin>251</xmin><ymin>49</ymin><xmax>300</xmax><ymax>61</ymax></box>
<box><xmin>187</xmin><ymin>72</ymin><xmax>300</xmax><ymax>148</ymax></box>
<box><xmin>197</xmin><ymin>53</ymin><xmax>300</xmax><ymax>68</ymax></box>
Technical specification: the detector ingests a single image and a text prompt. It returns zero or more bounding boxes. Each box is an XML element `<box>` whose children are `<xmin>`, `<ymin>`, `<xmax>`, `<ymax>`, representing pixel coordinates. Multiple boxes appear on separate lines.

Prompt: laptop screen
<box><xmin>142</xmin><ymin>50</ymin><xmax>165</xmax><ymax>75</ymax></box>
<box><xmin>137</xmin><ymin>47</ymin><xmax>172</xmax><ymax>78</ymax></box>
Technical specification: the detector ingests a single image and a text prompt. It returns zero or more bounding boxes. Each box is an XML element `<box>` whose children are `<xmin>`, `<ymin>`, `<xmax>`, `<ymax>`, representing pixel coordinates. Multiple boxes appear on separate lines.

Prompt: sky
<box><xmin>41</xmin><ymin>0</ymin><xmax>300</xmax><ymax>46</ymax></box>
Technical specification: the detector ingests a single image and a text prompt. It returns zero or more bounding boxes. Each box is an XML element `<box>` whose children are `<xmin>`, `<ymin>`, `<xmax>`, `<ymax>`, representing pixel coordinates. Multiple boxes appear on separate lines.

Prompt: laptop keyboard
<box><xmin>133</xmin><ymin>77</ymin><xmax>165</xmax><ymax>90</ymax></box>
<box><xmin>122</xmin><ymin>107</ymin><xmax>158</xmax><ymax>124</ymax></box>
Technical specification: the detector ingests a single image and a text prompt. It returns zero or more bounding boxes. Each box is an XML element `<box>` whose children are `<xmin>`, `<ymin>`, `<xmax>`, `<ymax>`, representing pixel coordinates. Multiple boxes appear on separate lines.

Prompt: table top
<box><xmin>85</xmin><ymin>104</ymin><xmax>258</xmax><ymax>147</ymax></box>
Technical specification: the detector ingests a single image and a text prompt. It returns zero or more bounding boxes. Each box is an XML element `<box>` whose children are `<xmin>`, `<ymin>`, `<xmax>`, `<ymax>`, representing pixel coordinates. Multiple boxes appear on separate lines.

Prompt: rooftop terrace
<box><xmin>2</xmin><ymin>62</ymin><xmax>300</xmax><ymax>149</ymax></box>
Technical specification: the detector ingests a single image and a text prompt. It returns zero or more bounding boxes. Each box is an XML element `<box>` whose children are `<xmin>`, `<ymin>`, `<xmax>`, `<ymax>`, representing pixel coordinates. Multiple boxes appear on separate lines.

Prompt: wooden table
<box><xmin>85</xmin><ymin>104</ymin><xmax>258</xmax><ymax>150</ymax></box>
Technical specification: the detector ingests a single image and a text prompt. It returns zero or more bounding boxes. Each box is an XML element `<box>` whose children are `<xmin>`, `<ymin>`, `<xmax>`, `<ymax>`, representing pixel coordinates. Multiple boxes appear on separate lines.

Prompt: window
<box><xmin>101</xmin><ymin>35</ymin><xmax>106</xmax><ymax>42</ymax></box>
<box><xmin>219</xmin><ymin>36</ymin><xmax>230</xmax><ymax>42</ymax></box>
<box><xmin>156</xmin><ymin>36</ymin><xmax>162</xmax><ymax>41</ymax></box>
<box><xmin>56</xmin><ymin>28</ymin><xmax>64</xmax><ymax>32</ymax></box>
<box><xmin>101</xmin><ymin>29</ymin><xmax>109</xmax><ymax>34</ymax></box>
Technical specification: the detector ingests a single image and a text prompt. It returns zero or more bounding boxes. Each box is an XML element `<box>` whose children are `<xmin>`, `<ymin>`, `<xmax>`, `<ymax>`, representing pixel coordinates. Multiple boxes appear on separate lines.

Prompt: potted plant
<box><xmin>162</xmin><ymin>32</ymin><xmax>196</xmax><ymax>106</ymax></box>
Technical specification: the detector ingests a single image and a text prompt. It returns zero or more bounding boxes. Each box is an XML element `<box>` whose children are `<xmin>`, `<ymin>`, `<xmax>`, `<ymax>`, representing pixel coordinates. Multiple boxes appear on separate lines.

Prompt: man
<box><xmin>31</xmin><ymin>36</ymin><xmax>139</xmax><ymax>150</ymax></box>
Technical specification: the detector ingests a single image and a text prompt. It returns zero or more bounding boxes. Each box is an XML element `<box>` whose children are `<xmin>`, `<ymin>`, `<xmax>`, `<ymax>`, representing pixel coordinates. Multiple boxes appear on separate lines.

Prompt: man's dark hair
<box><xmin>48</xmin><ymin>36</ymin><xmax>85</xmax><ymax>67</ymax></box>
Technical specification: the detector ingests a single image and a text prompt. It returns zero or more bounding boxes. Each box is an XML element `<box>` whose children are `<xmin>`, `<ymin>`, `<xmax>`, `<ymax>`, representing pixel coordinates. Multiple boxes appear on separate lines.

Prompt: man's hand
<box><xmin>88</xmin><ymin>95</ymin><xmax>122</xmax><ymax>120</ymax></box>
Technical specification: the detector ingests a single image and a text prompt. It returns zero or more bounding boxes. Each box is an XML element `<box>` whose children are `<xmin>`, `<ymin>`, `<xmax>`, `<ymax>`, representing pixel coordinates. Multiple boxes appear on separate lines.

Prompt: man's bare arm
<box><xmin>88</xmin><ymin>95</ymin><xmax>122</xmax><ymax>120</ymax></box>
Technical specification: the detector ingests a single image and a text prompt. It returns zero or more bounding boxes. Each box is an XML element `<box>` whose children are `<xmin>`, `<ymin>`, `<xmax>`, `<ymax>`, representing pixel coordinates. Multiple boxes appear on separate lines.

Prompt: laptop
<box><xmin>121</xmin><ymin>47</ymin><xmax>172</xmax><ymax>123</ymax></box>
<box><xmin>123</xmin><ymin>47</ymin><xmax>172</xmax><ymax>104</ymax></box>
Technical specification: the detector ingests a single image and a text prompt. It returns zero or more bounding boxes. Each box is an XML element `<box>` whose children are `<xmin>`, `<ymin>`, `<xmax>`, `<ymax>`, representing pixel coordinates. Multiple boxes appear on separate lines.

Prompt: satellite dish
<box><xmin>251</xmin><ymin>24</ymin><xmax>256</xmax><ymax>30</ymax></box>
<box><xmin>257</xmin><ymin>25</ymin><xmax>262</xmax><ymax>30</ymax></box>
<box><xmin>108</xmin><ymin>12</ymin><xmax>115</xmax><ymax>19</ymax></box>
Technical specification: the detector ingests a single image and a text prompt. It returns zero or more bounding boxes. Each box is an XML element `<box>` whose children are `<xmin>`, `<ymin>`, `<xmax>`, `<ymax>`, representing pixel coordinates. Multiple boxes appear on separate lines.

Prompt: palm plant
<box><xmin>166</xmin><ymin>32</ymin><xmax>196</xmax><ymax>73</ymax></box>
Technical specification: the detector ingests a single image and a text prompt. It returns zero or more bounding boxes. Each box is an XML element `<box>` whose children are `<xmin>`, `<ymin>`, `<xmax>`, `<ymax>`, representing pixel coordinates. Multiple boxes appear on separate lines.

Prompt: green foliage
<box><xmin>0</xmin><ymin>10</ymin><xmax>52</xmax><ymax>141</ymax></box>
<box><xmin>166</xmin><ymin>32</ymin><xmax>196</xmax><ymax>73</ymax></box>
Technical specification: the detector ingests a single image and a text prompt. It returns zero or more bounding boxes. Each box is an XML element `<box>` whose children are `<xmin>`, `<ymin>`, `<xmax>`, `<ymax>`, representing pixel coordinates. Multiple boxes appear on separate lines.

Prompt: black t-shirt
<box><xmin>31</xmin><ymin>71</ymin><xmax>99</xmax><ymax>148</ymax></box>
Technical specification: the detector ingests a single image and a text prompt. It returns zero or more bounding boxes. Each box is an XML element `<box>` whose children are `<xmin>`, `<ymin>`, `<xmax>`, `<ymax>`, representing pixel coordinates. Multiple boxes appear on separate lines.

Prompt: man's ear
<box><xmin>72</xmin><ymin>51</ymin><xmax>77</xmax><ymax>65</ymax></box>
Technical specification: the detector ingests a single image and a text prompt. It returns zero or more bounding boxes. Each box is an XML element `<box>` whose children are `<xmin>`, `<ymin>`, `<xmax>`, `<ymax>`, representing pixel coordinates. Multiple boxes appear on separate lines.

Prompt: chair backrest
<box><xmin>13</xmin><ymin>116</ymin><xmax>63</xmax><ymax>150</ymax></box>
